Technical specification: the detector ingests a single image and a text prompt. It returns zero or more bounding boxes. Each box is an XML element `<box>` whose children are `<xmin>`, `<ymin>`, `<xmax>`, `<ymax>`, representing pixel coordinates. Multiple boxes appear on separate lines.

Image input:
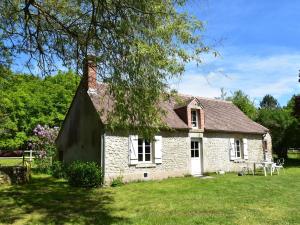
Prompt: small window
<box><xmin>191</xmin><ymin>110</ymin><xmax>198</xmax><ymax>128</ymax></box>
<box><xmin>138</xmin><ymin>139</ymin><xmax>152</xmax><ymax>162</ymax></box>
<box><xmin>191</xmin><ymin>140</ymin><xmax>200</xmax><ymax>158</ymax></box>
<box><xmin>235</xmin><ymin>139</ymin><xmax>241</xmax><ymax>158</ymax></box>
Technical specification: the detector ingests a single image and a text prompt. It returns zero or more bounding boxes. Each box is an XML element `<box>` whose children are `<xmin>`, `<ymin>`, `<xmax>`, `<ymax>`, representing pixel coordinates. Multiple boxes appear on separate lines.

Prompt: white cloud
<box><xmin>172</xmin><ymin>53</ymin><xmax>300</xmax><ymax>104</ymax></box>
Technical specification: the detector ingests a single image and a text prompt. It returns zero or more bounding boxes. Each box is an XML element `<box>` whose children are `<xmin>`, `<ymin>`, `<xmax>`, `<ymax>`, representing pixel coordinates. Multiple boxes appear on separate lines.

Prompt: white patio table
<box><xmin>252</xmin><ymin>161</ymin><xmax>274</xmax><ymax>176</ymax></box>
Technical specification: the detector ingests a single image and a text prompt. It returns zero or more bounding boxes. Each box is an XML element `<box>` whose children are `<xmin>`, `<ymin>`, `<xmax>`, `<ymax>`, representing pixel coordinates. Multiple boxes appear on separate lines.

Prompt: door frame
<box><xmin>190</xmin><ymin>138</ymin><xmax>203</xmax><ymax>176</ymax></box>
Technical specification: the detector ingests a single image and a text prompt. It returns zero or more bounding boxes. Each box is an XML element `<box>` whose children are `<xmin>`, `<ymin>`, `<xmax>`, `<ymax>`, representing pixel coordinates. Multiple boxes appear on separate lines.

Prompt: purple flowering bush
<box><xmin>28</xmin><ymin>124</ymin><xmax>59</xmax><ymax>173</ymax></box>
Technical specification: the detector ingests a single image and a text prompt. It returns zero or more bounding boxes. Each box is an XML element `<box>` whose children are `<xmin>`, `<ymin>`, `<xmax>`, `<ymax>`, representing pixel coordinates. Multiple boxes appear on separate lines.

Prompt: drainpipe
<box><xmin>100</xmin><ymin>133</ymin><xmax>106</xmax><ymax>183</ymax></box>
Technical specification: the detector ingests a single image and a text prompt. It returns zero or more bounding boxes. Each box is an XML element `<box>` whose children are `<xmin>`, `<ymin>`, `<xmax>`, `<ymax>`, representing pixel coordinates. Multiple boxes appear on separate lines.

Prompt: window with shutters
<box><xmin>235</xmin><ymin>139</ymin><xmax>242</xmax><ymax>159</ymax></box>
<box><xmin>191</xmin><ymin>110</ymin><xmax>198</xmax><ymax>128</ymax></box>
<box><xmin>138</xmin><ymin>139</ymin><xmax>152</xmax><ymax>162</ymax></box>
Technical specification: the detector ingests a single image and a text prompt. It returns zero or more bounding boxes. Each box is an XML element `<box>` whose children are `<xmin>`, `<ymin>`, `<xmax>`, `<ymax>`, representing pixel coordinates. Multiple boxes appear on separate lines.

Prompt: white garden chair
<box><xmin>272</xmin><ymin>158</ymin><xmax>285</xmax><ymax>175</ymax></box>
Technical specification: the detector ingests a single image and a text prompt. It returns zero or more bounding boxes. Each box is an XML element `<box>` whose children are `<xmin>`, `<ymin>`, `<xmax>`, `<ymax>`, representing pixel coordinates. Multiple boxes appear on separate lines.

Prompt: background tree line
<box><xmin>227</xmin><ymin>90</ymin><xmax>300</xmax><ymax>158</ymax></box>
<box><xmin>0</xmin><ymin>68</ymin><xmax>79</xmax><ymax>150</ymax></box>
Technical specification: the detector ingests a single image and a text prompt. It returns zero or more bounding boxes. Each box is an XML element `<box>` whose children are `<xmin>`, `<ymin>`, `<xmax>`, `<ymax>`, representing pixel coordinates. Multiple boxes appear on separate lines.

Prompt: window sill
<box><xmin>233</xmin><ymin>159</ymin><xmax>246</xmax><ymax>163</ymax></box>
<box><xmin>135</xmin><ymin>163</ymin><xmax>157</xmax><ymax>168</ymax></box>
<box><xmin>189</xmin><ymin>128</ymin><xmax>204</xmax><ymax>132</ymax></box>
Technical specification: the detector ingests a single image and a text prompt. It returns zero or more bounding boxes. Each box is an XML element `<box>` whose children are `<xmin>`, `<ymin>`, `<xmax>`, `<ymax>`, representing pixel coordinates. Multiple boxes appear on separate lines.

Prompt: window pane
<box><xmin>191</xmin><ymin>111</ymin><xmax>197</xmax><ymax>127</ymax></box>
<box><xmin>192</xmin><ymin>111</ymin><xmax>196</xmax><ymax>120</ymax></box>
<box><xmin>138</xmin><ymin>154</ymin><xmax>143</xmax><ymax>161</ymax></box>
<box><xmin>237</xmin><ymin>151</ymin><xmax>241</xmax><ymax>158</ymax></box>
<box><xmin>195</xmin><ymin>141</ymin><xmax>199</xmax><ymax>149</ymax></box>
<box><xmin>145</xmin><ymin>146</ymin><xmax>151</xmax><ymax>153</ymax></box>
<box><xmin>138</xmin><ymin>146</ymin><xmax>143</xmax><ymax>154</ymax></box>
<box><xmin>191</xmin><ymin>150</ymin><xmax>194</xmax><ymax>157</ymax></box>
<box><xmin>191</xmin><ymin>141</ymin><xmax>194</xmax><ymax>149</ymax></box>
<box><xmin>145</xmin><ymin>139</ymin><xmax>150</xmax><ymax>145</ymax></box>
<box><xmin>195</xmin><ymin>150</ymin><xmax>199</xmax><ymax>157</ymax></box>
<box><xmin>145</xmin><ymin>154</ymin><xmax>151</xmax><ymax>161</ymax></box>
<box><xmin>138</xmin><ymin>139</ymin><xmax>143</xmax><ymax>145</ymax></box>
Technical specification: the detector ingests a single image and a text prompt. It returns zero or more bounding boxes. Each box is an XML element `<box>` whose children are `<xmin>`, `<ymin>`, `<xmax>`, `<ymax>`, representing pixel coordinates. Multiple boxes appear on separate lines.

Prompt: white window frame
<box><xmin>235</xmin><ymin>139</ymin><xmax>242</xmax><ymax>159</ymax></box>
<box><xmin>138</xmin><ymin>139</ymin><xmax>152</xmax><ymax>163</ymax></box>
<box><xmin>191</xmin><ymin>110</ymin><xmax>198</xmax><ymax>128</ymax></box>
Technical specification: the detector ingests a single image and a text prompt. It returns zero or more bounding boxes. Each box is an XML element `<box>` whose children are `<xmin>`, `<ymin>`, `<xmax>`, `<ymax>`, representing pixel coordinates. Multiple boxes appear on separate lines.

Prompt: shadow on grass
<box><xmin>285</xmin><ymin>158</ymin><xmax>300</xmax><ymax>168</ymax></box>
<box><xmin>0</xmin><ymin>175</ymin><xmax>130</xmax><ymax>225</ymax></box>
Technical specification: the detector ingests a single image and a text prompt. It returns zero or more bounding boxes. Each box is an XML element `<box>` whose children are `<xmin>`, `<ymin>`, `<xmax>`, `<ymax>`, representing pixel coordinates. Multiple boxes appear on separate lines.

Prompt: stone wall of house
<box><xmin>104</xmin><ymin>131</ymin><xmax>190</xmax><ymax>183</ymax></box>
<box><xmin>203</xmin><ymin>132</ymin><xmax>271</xmax><ymax>172</ymax></box>
<box><xmin>56</xmin><ymin>82</ymin><xmax>102</xmax><ymax>164</ymax></box>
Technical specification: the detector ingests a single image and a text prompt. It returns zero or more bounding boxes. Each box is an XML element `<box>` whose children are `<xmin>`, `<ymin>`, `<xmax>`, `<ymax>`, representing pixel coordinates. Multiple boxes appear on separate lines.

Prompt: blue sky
<box><xmin>172</xmin><ymin>0</ymin><xmax>300</xmax><ymax>106</ymax></box>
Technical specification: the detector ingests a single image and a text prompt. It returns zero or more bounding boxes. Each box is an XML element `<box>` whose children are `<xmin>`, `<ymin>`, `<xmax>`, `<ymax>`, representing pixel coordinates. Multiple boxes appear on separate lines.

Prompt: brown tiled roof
<box><xmin>88</xmin><ymin>83</ymin><xmax>268</xmax><ymax>134</ymax></box>
<box><xmin>88</xmin><ymin>83</ymin><xmax>189</xmax><ymax>129</ymax></box>
<box><xmin>180</xmin><ymin>95</ymin><xmax>268</xmax><ymax>134</ymax></box>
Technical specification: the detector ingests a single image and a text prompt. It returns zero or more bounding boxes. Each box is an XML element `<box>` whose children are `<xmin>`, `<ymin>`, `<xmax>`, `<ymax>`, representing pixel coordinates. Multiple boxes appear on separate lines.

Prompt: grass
<box><xmin>0</xmin><ymin>159</ymin><xmax>299</xmax><ymax>225</ymax></box>
<box><xmin>0</xmin><ymin>158</ymin><xmax>24</xmax><ymax>166</ymax></box>
<box><xmin>288</xmin><ymin>152</ymin><xmax>300</xmax><ymax>159</ymax></box>
<box><xmin>0</xmin><ymin>158</ymin><xmax>37</xmax><ymax>167</ymax></box>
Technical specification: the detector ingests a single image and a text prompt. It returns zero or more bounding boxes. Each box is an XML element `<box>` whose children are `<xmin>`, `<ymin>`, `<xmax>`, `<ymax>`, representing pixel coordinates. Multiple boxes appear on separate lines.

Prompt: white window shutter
<box><xmin>154</xmin><ymin>136</ymin><xmax>162</xmax><ymax>164</ymax></box>
<box><xmin>128</xmin><ymin>135</ymin><xmax>138</xmax><ymax>165</ymax></box>
<box><xmin>229</xmin><ymin>138</ymin><xmax>235</xmax><ymax>161</ymax></box>
<box><xmin>243</xmin><ymin>138</ymin><xmax>249</xmax><ymax>160</ymax></box>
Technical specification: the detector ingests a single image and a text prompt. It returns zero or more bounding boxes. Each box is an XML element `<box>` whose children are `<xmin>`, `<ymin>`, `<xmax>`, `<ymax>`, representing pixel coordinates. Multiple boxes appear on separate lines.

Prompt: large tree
<box><xmin>0</xmin><ymin>0</ymin><xmax>211</xmax><ymax>137</ymax></box>
<box><xmin>0</xmin><ymin>70</ymin><xmax>79</xmax><ymax>149</ymax></box>
<box><xmin>227</xmin><ymin>90</ymin><xmax>257</xmax><ymax>120</ymax></box>
<box><xmin>256</xmin><ymin>95</ymin><xmax>300</xmax><ymax>158</ymax></box>
<box><xmin>260</xmin><ymin>94</ymin><xmax>279</xmax><ymax>109</ymax></box>
<box><xmin>256</xmin><ymin>108</ymin><xmax>293</xmax><ymax>158</ymax></box>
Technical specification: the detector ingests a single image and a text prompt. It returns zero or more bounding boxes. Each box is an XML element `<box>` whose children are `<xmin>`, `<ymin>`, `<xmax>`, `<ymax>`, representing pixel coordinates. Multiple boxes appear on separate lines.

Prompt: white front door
<box><xmin>191</xmin><ymin>139</ymin><xmax>202</xmax><ymax>175</ymax></box>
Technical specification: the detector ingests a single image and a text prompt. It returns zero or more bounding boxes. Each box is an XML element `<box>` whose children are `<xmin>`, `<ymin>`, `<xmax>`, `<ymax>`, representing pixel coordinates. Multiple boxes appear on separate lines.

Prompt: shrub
<box><xmin>34</xmin><ymin>157</ymin><xmax>52</xmax><ymax>174</ymax></box>
<box><xmin>66</xmin><ymin>161</ymin><xmax>102</xmax><ymax>187</ymax></box>
<box><xmin>111</xmin><ymin>176</ymin><xmax>124</xmax><ymax>187</ymax></box>
<box><xmin>51</xmin><ymin>161</ymin><xmax>66</xmax><ymax>179</ymax></box>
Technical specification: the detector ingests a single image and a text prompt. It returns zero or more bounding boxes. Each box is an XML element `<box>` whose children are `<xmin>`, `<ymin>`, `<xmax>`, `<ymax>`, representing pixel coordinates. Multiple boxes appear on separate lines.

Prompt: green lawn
<box><xmin>0</xmin><ymin>159</ymin><xmax>299</xmax><ymax>225</ymax></box>
<box><xmin>0</xmin><ymin>158</ymin><xmax>37</xmax><ymax>167</ymax></box>
<box><xmin>0</xmin><ymin>158</ymin><xmax>24</xmax><ymax>166</ymax></box>
<box><xmin>288</xmin><ymin>152</ymin><xmax>300</xmax><ymax>159</ymax></box>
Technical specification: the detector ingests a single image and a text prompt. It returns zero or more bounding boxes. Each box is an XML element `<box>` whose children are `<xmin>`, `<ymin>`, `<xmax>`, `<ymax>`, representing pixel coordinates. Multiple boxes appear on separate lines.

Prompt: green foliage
<box><xmin>0</xmin><ymin>0</ymin><xmax>213</xmax><ymax>139</ymax></box>
<box><xmin>51</xmin><ymin>161</ymin><xmax>67</xmax><ymax>179</ymax></box>
<box><xmin>256</xmin><ymin>102</ymin><xmax>300</xmax><ymax>158</ymax></box>
<box><xmin>34</xmin><ymin>158</ymin><xmax>52</xmax><ymax>174</ymax></box>
<box><xmin>0</xmin><ymin>70</ymin><xmax>80</xmax><ymax>149</ymax></box>
<box><xmin>110</xmin><ymin>176</ymin><xmax>124</xmax><ymax>187</ymax></box>
<box><xmin>260</xmin><ymin>94</ymin><xmax>279</xmax><ymax>109</ymax></box>
<box><xmin>66</xmin><ymin>161</ymin><xmax>102</xmax><ymax>188</ymax></box>
<box><xmin>227</xmin><ymin>90</ymin><xmax>257</xmax><ymax>120</ymax></box>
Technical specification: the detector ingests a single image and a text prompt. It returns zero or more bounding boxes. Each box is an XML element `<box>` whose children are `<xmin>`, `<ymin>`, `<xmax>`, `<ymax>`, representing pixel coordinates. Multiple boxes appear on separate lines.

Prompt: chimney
<box><xmin>83</xmin><ymin>55</ymin><xmax>97</xmax><ymax>93</ymax></box>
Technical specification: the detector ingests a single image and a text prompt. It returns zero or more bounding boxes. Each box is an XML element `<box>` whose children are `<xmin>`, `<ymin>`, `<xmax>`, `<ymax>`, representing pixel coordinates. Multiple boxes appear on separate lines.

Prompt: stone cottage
<box><xmin>56</xmin><ymin>59</ymin><xmax>272</xmax><ymax>183</ymax></box>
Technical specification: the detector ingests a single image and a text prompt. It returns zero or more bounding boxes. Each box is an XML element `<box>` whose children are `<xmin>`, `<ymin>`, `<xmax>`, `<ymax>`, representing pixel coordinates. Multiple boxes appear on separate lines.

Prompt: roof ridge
<box><xmin>196</xmin><ymin>96</ymin><xmax>232</xmax><ymax>103</ymax></box>
<box><xmin>177</xmin><ymin>93</ymin><xmax>232</xmax><ymax>103</ymax></box>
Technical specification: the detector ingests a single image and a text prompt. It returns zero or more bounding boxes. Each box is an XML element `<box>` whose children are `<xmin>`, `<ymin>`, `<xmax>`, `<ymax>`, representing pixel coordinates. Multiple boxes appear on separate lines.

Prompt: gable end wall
<box><xmin>56</xmin><ymin>84</ymin><xmax>103</xmax><ymax>164</ymax></box>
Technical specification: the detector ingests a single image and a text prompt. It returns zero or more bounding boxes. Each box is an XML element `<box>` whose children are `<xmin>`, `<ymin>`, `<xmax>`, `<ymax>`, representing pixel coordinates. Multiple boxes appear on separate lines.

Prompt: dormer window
<box><xmin>191</xmin><ymin>110</ymin><xmax>198</xmax><ymax>128</ymax></box>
